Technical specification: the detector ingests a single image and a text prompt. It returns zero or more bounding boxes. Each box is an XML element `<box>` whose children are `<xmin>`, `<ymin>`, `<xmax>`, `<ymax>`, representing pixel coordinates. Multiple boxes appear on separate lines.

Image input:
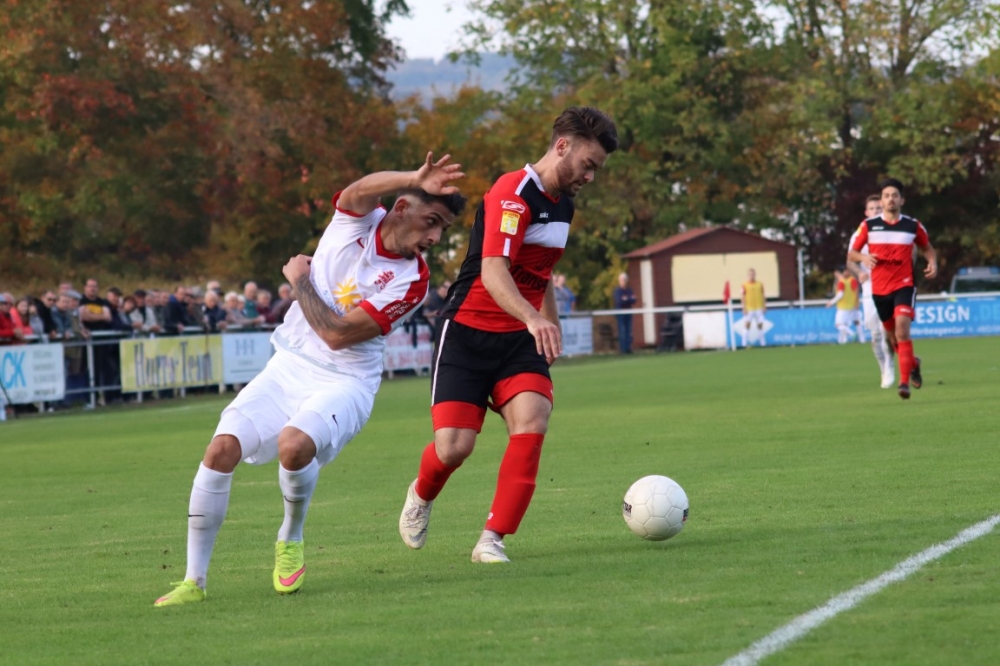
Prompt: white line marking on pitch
<box><xmin>722</xmin><ymin>514</ymin><xmax>1000</xmax><ymax>666</ymax></box>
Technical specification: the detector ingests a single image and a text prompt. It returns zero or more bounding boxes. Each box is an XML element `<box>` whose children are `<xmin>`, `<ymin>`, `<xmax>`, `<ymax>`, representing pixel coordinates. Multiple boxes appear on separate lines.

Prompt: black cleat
<box><xmin>898</xmin><ymin>383</ymin><xmax>911</xmax><ymax>400</ymax></box>
<box><xmin>911</xmin><ymin>357</ymin><xmax>922</xmax><ymax>389</ymax></box>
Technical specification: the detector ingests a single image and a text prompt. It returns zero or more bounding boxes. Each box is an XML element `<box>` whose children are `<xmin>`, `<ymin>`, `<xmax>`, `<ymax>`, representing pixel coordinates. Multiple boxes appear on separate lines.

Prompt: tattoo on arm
<box><xmin>295</xmin><ymin>276</ymin><xmax>349</xmax><ymax>336</ymax></box>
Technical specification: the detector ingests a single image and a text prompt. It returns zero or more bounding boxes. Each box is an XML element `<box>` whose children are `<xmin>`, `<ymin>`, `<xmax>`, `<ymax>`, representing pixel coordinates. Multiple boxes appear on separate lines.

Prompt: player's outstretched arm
<box><xmin>337</xmin><ymin>152</ymin><xmax>464</xmax><ymax>216</ymax></box>
<box><xmin>283</xmin><ymin>255</ymin><xmax>382</xmax><ymax>350</ymax></box>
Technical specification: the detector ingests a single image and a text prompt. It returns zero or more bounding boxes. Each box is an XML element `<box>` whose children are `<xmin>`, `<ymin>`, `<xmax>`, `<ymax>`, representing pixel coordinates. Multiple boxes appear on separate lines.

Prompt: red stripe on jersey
<box><xmin>331</xmin><ymin>190</ymin><xmax>365</xmax><ymax>217</ymax></box>
<box><xmin>360</xmin><ymin>255</ymin><xmax>430</xmax><ymax>334</ymax></box>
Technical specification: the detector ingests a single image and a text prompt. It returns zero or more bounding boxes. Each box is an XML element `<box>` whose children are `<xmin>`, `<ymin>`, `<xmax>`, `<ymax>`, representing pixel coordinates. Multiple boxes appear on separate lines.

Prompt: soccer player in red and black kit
<box><xmin>849</xmin><ymin>178</ymin><xmax>937</xmax><ymax>400</ymax></box>
<box><xmin>398</xmin><ymin>106</ymin><xmax>618</xmax><ymax>563</ymax></box>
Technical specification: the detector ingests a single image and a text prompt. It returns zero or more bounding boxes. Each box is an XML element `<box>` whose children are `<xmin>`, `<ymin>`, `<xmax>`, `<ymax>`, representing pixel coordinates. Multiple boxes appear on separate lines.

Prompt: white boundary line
<box><xmin>722</xmin><ymin>514</ymin><xmax>1000</xmax><ymax>666</ymax></box>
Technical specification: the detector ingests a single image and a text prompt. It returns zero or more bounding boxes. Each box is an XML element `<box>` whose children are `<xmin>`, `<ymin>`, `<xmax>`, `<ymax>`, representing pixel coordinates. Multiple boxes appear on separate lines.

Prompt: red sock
<box><xmin>415</xmin><ymin>443</ymin><xmax>460</xmax><ymax>501</ymax></box>
<box><xmin>485</xmin><ymin>433</ymin><xmax>544</xmax><ymax>536</ymax></box>
<box><xmin>898</xmin><ymin>340</ymin><xmax>914</xmax><ymax>384</ymax></box>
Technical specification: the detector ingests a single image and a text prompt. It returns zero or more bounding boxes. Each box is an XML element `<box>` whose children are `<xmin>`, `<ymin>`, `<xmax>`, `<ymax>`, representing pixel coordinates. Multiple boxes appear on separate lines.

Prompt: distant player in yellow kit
<box><xmin>741</xmin><ymin>268</ymin><xmax>766</xmax><ymax>347</ymax></box>
<box><xmin>826</xmin><ymin>266</ymin><xmax>865</xmax><ymax>344</ymax></box>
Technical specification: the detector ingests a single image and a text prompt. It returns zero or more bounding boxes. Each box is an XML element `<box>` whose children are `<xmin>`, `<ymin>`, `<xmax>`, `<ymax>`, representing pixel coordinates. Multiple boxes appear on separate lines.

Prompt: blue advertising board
<box><xmin>728</xmin><ymin>295</ymin><xmax>1000</xmax><ymax>346</ymax></box>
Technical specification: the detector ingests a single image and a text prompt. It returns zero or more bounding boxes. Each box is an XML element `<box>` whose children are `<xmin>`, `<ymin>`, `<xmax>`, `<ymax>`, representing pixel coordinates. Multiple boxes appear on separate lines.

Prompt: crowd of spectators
<box><xmin>0</xmin><ymin>278</ymin><xmax>297</xmax><ymax>417</ymax></box>
<box><xmin>0</xmin><ymin>278</ymin><xmax>296</xmax><ymax>347</ymax></box>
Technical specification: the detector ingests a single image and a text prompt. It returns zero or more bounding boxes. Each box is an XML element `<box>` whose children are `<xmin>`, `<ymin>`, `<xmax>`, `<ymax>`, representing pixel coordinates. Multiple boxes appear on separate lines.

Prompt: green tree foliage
<box><xmin>460</xmin><ymin>0</ymin><xmax>772</xmax><ymax>306</ymax></box>
<box><xmin>457</xmin><ymin>0</ymin><xmax>1000</xmax><ymax>299</ymax></box>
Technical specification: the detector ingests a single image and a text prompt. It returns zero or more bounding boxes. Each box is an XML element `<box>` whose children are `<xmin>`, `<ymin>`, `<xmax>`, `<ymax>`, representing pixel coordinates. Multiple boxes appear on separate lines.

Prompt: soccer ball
<box><xmin>622</xmin><ymin>475</ymin><xmax>689</xmax><ymax>541</ymax></box>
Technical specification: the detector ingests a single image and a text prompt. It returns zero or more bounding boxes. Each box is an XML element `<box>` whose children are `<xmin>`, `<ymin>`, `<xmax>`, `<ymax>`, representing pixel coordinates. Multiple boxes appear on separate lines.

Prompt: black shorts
<box><xmin>432</xmin><ymin>319</ymin><xmax>551</xmax><ymax>410</ymax></box>
<box><xmin>872</xmin><ymin>286</ymin><xmax>916</xmax><ymax>323</ymax></box>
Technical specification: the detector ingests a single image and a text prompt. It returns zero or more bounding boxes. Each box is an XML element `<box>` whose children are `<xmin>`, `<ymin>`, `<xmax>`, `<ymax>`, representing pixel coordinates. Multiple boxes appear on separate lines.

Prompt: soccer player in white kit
<box><xmin>154</xmin><ymin>153</ymin><xmax>466</xmax><ymax>606</ymax></box>
<box><xmin>847</xmin><ymin>194</ymin><xmax>895</xmax><ymax>389</ymax></box>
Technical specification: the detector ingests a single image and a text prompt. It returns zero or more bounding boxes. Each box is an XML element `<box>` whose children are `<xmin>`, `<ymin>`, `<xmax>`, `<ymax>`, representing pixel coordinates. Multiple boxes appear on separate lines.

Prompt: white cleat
<box><xmin>471</xmin><ymin>538</ymin><xmax>510</xmax><ymax>564</ymax></box>
<box><xmin>399</xmin><ymin>480</ymin><xmax>433</xmax><ymax>549</ymax></box>
<box><xmin>881</xmin><ymin>367</ymin><xmax>896</xmax><ymax>389</ymax></box>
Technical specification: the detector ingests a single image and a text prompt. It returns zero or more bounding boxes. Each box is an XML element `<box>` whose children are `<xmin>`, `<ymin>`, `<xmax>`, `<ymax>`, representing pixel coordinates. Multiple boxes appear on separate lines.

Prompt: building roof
<box><xmin>623</xmin><ymin>226</ymin><xmax>794</xmax><ymax>259</ymax></box>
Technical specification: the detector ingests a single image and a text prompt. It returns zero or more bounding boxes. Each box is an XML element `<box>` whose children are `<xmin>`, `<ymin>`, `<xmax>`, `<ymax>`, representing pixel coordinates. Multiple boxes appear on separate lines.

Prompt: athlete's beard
<box><xmin>554</xmin><ymin>158</ymin><xmax>580</xmax><ymax>198</ymax></box>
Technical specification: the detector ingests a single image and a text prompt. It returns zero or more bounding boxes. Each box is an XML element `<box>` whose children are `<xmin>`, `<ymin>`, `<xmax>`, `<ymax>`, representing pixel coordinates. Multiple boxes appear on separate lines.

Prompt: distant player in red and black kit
<box><xmin>849</xmin><ymin>178</ymin><xmax>937</xmax><ymax>400</ymax></box>
<box><xmin>398</xmin><ymin>106</ymin><xmax>618</xmax><ymax>563</ymax></box>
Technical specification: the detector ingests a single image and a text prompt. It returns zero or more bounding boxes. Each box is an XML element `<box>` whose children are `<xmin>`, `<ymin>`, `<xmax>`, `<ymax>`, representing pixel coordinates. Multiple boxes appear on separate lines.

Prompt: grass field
<box><xmin>1</xmin><ymin>337</ymin><xmax>997</xmax><ymax>665</ymax></box>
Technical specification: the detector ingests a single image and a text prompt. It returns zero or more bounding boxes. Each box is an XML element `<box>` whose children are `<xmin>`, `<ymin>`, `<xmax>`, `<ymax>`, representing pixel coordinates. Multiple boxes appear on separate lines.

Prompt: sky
<box><xmin>385</xmin><ymin>0</ymin><xmax>476</xmax><ymax>61</ymax></box>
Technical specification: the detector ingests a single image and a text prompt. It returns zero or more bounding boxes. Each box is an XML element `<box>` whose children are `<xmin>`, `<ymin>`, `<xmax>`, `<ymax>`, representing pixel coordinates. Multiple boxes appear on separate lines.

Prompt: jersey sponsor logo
<box><xmin>510</xmin><ymin>265</ymin><xmax>549</xmax><ymax>291</ymax></box>
<box><xmin>383</xmin><ymin>299</ymin><xmax>415</xmax><ymax>320</ymax></box>
<box><xmin>539</xmin><ymin>212</ymin><xmax>549</xmax><ymax>219</ymax></box>
<box><xmin>374</xmin><ymin>270</ymin><xmax>395</xmax><ymax>291</ymax></box>
<box><xmin>333</xmin><ymin>279</ymin><xmax>362</xmax><ymax>313</ymax></box>
<box><xmin>500</xmin><ymin>210</ymin><xmax>520</xmax><ymax>235</ymax></box>
<box><xmin>500</xmin><ymin>200</ymin><xmax>526</xmax><ymax>214</ymax></box>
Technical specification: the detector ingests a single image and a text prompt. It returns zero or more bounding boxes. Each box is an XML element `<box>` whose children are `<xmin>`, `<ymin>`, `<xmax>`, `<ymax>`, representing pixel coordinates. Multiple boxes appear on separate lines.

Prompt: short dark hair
<box><xmin>878</xmin><ymin>178</ymin><xmax>905</xmax><ymax>196</ymax></box>
<box><xmin>397</xmin><ymin>189</ymin><xmax>467</xmax><ymax>217</ymax></box>
<box><xmin>836</xmin><ymin>264</ymin><xmax>846</xmax><ymax>272</ymax></box>
<box><xmin>107</xmin><ymin>286</ymin><xmax>122</xmax><ymax>297</ymax></box>
<box><xmin>865</xmin><ymin>194</ymin><xmax>881</xmax><ymax>204</ymax></box>
<box><xmin>134</xmin><ymin>289</ymin><xmax>147</xmax><ymax>297</ymax></box>
<box><xmin>551</xmin><ymin>106</ymin><xmax>618</xmax><ymax>154</ymax></box>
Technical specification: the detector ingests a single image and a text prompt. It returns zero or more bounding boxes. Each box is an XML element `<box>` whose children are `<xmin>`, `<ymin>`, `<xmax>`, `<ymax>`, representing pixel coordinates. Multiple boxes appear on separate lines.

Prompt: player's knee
<box><xmin>277</xmin><ymin>427</ymin><xmax>317</xmax><ymax>470</ymax></box>
<box><xmin>204</xmin><ymin>435</ymin><xmax>242</xmax><ymax>473</ymax></box>
<box><xmin>435</xmin><ymin>429</ymin><xmax>476</xmax><ymax>466</ymax></box>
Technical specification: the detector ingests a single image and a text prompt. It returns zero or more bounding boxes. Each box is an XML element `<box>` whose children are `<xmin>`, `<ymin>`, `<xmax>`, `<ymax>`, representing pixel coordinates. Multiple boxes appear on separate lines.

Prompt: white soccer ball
<box><xmin>622</xmin><ymin>475</ymin><xmax>689</xmax><ymax>541</ymax></box>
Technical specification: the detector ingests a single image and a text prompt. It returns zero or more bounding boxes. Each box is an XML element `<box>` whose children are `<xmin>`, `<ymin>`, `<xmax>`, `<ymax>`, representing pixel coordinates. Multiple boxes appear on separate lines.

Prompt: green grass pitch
<box><xmin>1</xmin><ymin>337</ymin><xmax>997</xmax><ymax>665</ymax></box>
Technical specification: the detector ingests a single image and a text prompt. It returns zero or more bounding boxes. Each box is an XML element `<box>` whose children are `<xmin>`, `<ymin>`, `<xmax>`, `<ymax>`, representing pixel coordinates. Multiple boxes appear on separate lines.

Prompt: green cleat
<box><xmin>273</xmin><ymin>540</ymin><xmax>305</xmax><ymax>594</ymax></box>
<box><xmin>154</xmin><ymin>579</ymin><xmax>205</xmax><ymax>607</ymax></box>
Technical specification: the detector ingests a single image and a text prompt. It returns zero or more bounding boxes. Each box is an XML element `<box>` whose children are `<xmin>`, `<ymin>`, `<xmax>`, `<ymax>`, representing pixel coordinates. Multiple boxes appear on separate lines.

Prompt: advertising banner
<box><xmin>119</xmin><ymin>337</ymin><xmax>223</xmax><ymax>392</ymax></box>
<box><xmin>0</xmin><ymin>343</ymin><xmax>65</xmax><ymax>404</ymax></box>
<box><xmin>383</xmin><ymin>324</ymin><xmax>433</xmax><ymax>376</ymax></box>
<box><xmin>724</xmin><ymin>295</ymin><xmax>1000</xmax><ymax>347</ymax></box>
<box><xmin>222</xmin><ymin>332</ymin><xmax>275</xmax><ymax>384</ymax></box>
<box><xmin>562</xmin><ymin>316</ymin><xmax>594</xmax><ymax>356</ymax></box>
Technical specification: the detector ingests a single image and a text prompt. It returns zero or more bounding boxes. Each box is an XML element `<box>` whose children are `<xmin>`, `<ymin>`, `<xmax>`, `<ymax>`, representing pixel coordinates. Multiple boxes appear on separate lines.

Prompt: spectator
<box><xmin>223</xmin><ymin>291</ymin><xmax>264</xmax><ymax>329</ymax></box>
<box><xmin>242</xmin><ymin>281</ymin><xmax>260</xmax><ymax>319</ymax></box>
<box><xmin>12</xmin><ymin>297</ymin><xmax>37</xmax><ymax>339</ymax></box>
<box><xmin>35</xmin><ymin>291</ymin><xmax>59</xmax><ymax>340</ymax></box>
<box><xmin>52</xmin><ymin>292</ymin><xmax>90</xmax><ymax>405</ymax></box>
<box><xmin>206</xmin><ymin>280</ymin><xmax>223</xmax><ymax>297</ymax></box>
<box><xmin>0</xmin><ymin>295</ymin><xmax>24</xmax><ymax>344</ymax></box>
<box><xmin>612</xmin><ymin>272</ymin><xmax>637</xmax><ymax>354</ymax></box>
<box><xmin>129</xmin><ymin>289</ymin><xmax>158</xmax><ymax>333</ymax></box>
<box><xmin>146</xmin><ymin>290</ymin><xmax>169</xmax><ymax>332</ymax></box>
<box><xmin>256</xmin><ymin>289</ymin><xmax>274</xmax><ymax>324</ymax></box>
<box><xmin>202</xmin><ymin>290</ymin><xmax>227</xmax><ymax>332</ymax></box>
<box><xmin>58</xmin><ymin>281</ymin><xmax>75</xmax><ymax>295</ymax></box>
<box><xmin>422</xmin><ymin>280</ymin><xmax>451</xmax><ymax>341</ymax></box>
<box><xmin>270</xmin><ymin>282</ymin><xmax>293</xmax><ymax>323</ymax></box>
<box><xmin>79</xmin><ymin>279</ymin><xmax>113</xmax><ymax>334</ymax></box>
<box><xmin>165</xmin><ymin>285</ymin><xmax>194</xmax><ymax>335</ymax></box>
<box><xmin>106</xmin><ymin>287</ymin><xmax>133</xmax><ymax>333</ymax></box>
<box><xmin>553</xmin><ymin>273</ymin><xmax>576</xmax><ymax>315</ymax></box>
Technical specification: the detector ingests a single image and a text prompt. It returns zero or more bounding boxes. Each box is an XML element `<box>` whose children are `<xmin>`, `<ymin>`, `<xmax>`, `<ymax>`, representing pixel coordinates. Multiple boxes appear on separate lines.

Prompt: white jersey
<box><xmin>848</xmin><ymin>229</ymin><xmax>873</xmax><ymax>301</ymax></box>
<box><xmin>272</xmin><ymin>195</ymin><xmax>429</xmax><ymax>393</ymax></box>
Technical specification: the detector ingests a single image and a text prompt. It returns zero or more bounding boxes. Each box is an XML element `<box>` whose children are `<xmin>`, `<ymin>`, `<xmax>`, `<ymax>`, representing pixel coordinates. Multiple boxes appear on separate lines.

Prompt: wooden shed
<box><xmin>621</xmin><ymin>227</ymin><xmax>799</xmax><ymax>348</ymax></box>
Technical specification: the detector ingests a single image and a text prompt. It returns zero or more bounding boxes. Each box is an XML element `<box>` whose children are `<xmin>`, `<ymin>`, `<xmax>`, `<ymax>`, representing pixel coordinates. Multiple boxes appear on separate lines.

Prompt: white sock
<box><xmin>185</xmin><ymin>463</ymin><xmax>234</xmax><ymax>588</ymax></box>
<box><xmin>277</xmin><ymin>459</ymin><xmax>319</xmax><ymax>543</ymax></box>
<box><xmin>870</xmin><ymin>329</ymin><xmax>887</xmax><ymax>371</ymax></box>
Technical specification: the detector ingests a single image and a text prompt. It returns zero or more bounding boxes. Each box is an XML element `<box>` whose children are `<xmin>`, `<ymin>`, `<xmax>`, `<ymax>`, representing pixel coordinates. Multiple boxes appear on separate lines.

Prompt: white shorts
<box><xmin>214</xmin><ymin>349</ymin><xmax>375</xmax><ymax>468</ymax></box>
<box><xmin>862</xmin><ymin>296</ymin><xmax>880</xmax><ymax>332</ymax></box>
<box><xmin>835</xmin><ymin>310</ymin><xmax>860</xmax><ymax>327</ymax></box>
<box><xmin>744</xmin><ymin>310</ymin><xmax>765</xmax><ymax>326</ymax></box>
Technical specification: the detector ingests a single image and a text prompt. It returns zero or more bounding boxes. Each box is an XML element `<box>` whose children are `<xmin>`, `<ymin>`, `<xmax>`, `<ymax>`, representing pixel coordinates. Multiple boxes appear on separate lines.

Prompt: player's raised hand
<box><xmin>283</xmin><ymin>254</ymin><xmax>313</xmax><ymax>286</ymax></box>
<box><xmin>526</xmin><ymin>313</ymin><xmax>562</xmax><ymax>365</ymax></box>
<box><xmin>415</xmin><ymin>152</ymin><xmax>464</xmax><ymax>195</ymax></box>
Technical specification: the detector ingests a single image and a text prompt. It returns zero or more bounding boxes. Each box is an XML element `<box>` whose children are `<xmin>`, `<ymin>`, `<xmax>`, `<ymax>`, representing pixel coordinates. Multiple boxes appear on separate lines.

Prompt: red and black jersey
<box><xmin>850</xmin><ymin>214</ymin><xmax>930</xmax><ymax>296</ymax></box>
<box><xmin>442</xmin><ymin>165</ymin><xmax>574</xmax><ymax>332</ymax></box>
